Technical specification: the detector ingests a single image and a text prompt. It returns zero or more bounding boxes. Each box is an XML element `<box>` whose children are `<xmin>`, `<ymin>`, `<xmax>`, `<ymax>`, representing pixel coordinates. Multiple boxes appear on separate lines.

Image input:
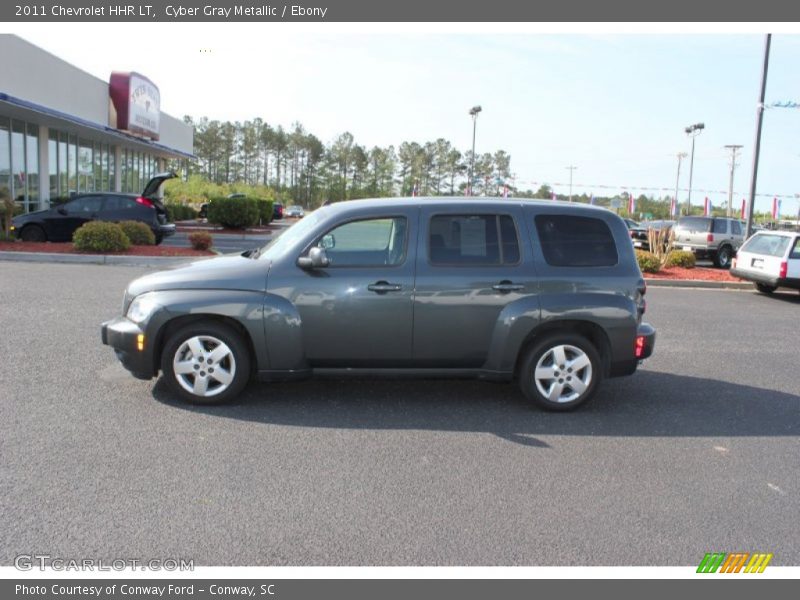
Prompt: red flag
<box><xmin>628</xmin><ymin>193</ymin><xmax>635</xmax><ymax>214</ymax></box>
<box><xmin>703</xmin><ymin>197</ymin><xmax>711</xmax><ymax>216</ymax></box>
<box><xmin>740</xmin><ymin>198</ymin><xmax>746</xmax><ymax>220</ymax></box>
<box><xmin>772</xmin><ymin>197</ymin><xmax>780</xmax><ymax>220</ymax></box>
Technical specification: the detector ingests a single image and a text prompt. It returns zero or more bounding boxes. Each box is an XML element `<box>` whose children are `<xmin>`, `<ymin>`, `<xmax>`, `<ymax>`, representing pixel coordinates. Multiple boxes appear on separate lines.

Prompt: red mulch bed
<box><xmin>0</xmin><ymin>241</ymin><xmax>213</xmax><ymax>257</ymax></box>
<box><xmin>644</xmin><ymin>266</ymin><xmax>742</xmax><ymax>282</ymax></box>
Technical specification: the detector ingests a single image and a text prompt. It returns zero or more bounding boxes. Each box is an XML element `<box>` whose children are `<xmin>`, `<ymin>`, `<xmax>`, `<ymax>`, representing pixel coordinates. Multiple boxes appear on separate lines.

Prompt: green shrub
<box><xmin>206</xmin><ymin>196</ymin><xmax>259</xmax><ymax>229</ymax></box>
<box><xmin>665</xmin><ymin>250</ymin><xmax>696</xmax><ymax>269</ymax></box>
<box><xmin>166</xmin><ymin>203</ymin><xmax>198</xmax><ymax>222</ymax></box>
<box><xmin>188</xmin><ymin>231</ymin><xmax>213</xmax><ymax>251</ymax></box>
<box><xmin>73</xmin><ymin>222</ymin><xmax>130</xmax><ymax>253</ymax></box>
<box><xmin>256</xmin><ymin>199</ymin><xmax>274</xmax><ymax>225</ymax></box>
<box><xmin>118</xmin><ymin>220</ymin><xmax>156</xmax><ymax>245</ymax></box>
<box><xmin>635</xmin><ymin>250</ymin><xmax>661</xmax><ymax>274</ymax></box>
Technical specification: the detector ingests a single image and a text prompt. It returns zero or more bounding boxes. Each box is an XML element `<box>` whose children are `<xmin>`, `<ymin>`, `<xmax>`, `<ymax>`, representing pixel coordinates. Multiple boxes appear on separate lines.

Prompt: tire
<box><xmin>161</xmin><ymin>321</ymin><xmax>251</xmax><ymax>405</ymax></box>
<box><xmin>755</xmin><ymin>283</ymin><xmax>776</xmax><ymax>294</ymax></box>
<box><xmin>714</xmin><ymin>245</ymin><xmax>732</xmax><ymax>269</ymax></box>
<box><xmin>20</xmin><ymin>224</ymin><xmax>47</xmax><ymax>242</ymax></box>
<box><xmin>518</xmin><ymin>333</ymin><xmax>602</xmax><ymax>411</ymax></box>
<box><xmin>154</xmin><ymin>233</ymin><xmax>163</xmax><ymax>245</ymax></box>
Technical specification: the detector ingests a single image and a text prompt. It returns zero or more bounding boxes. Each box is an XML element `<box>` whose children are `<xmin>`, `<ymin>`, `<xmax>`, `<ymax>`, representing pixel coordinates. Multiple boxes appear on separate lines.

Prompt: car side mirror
<box><xmin>320</xmin><ymin>234</ymin><xmax>335</xmax><ymax>250</ymax></box>
<box><xmin>298</xmin><ymin>246</ymin><xmax>330</xmax><ymax>270</ymax></box>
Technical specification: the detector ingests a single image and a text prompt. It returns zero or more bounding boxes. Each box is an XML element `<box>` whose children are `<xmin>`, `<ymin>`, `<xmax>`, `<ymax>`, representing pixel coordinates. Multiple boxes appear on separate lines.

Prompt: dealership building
<box><xmin>0</xmin><ymin>34</ymin><xmax>193</xmax><ymax>213</ymax></box>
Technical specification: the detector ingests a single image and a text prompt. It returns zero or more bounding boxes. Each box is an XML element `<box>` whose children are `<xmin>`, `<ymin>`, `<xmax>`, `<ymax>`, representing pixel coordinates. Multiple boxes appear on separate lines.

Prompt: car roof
<box><xmin>322</xmin><ymin>196</ymin><xmax>614</xmax><ymax>215</ymax></box>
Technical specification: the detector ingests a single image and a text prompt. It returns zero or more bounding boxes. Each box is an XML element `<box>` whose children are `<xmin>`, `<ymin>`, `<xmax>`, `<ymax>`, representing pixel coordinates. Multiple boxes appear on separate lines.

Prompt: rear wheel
<box><xmin>161</xmin><ymin>322</ymin><xmax>251</xmax><ymax>405</ymax></box>
<box><xmin>715</xmin><ymin>245</ymin><xmax>732</xmax><ymax>269</ymax></box>
<box><xmin>755</xmin><ymin>283</ymin><xmax>776</xmax><ymax>294</ymax></box>
<box><xmin>154</xmin><ymin>233</ymin><xmax>163</xmax><ymax>245</ymax></box>
<box><xmin>20</xmin><ymin>224</ymin><xmax>46</xmax><ymax>242</ymax></box>
<box><xmin>518</xmin><ymin>333</ymin><xmax>602</xmax><ymax>411</ymax></box>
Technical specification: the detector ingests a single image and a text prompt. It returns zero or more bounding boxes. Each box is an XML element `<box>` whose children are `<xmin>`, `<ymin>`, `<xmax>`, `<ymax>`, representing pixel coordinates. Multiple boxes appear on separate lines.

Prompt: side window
<box><xmin>65</xmin><ymin>196</ymin><xmax>103</xmax><ymax>214</ymax></box>
<box><xmin>790</xmin><ymin>238</ymin><xmax>800</xmax><ymax>259</ymax></box>
<box><xmin>428</xmin><ymin>214</ymin><xmax>519</xmax><ymax>266</ymax></box>
<box><xmin>104</xmin><ymin>196</ymin><xmax>137</xmax><ymax>211</ymax></box>
<box><xmin>712</xmin><ymin>219</ymin><xmax>728</xmax><ymax>234</ymax></box>
<box><xmin>319</xmin><ymin>217</ymin><xmax>407</xmax><ymax>267</ymax></box>
<box><xmin>731</xmin><ymin>220</ymin><xmax>741</xmax><ymax>236</ymax></box>
<box><xmin>534</xmin><ymin>214</ymin><xmax>618</xmax><ymax>267</ymax></box>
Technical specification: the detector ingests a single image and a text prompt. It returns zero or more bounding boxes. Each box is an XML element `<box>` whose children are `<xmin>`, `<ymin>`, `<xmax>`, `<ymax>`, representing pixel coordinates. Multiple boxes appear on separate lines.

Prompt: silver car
<box><xmin>672</xmin><ymin>216</ymin><xmax>746</xmax><ymax>268</ymax></box>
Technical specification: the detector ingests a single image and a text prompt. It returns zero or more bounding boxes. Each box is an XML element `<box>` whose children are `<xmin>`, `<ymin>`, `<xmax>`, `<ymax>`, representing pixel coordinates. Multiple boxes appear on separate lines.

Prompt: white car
<box><xmin>731</xmin><ymin>230</ymin><xmax>800</xmax><ymax>294</ymax></box>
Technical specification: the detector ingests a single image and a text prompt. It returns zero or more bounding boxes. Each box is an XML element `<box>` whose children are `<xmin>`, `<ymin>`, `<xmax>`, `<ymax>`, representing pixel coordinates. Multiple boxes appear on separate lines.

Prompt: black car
<box><xmin>273</xmin><ymin>202</ymin><xmax>284</xmax><ymax>220</ymax></box>
<box><xmin>624</xmin><ymin>218</ymin><xmax>650</xmax><ymax>250</ymax></box>
<box><xmin>11</xmin><ymin>172</ymin><xmax>177</xmax><ymax>244</ymax></box>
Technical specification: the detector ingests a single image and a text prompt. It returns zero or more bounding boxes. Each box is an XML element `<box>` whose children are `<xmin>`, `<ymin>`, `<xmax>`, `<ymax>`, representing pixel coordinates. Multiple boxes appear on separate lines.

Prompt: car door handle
<box><xmin>492</xmin><ymin>281</ymin><xmax>525</xmax><ymax>292</ymax></box>
<box><xmin>368</xmin><ymin>281</ymin><xmax>403</xmax><ymax>293</ymax></box>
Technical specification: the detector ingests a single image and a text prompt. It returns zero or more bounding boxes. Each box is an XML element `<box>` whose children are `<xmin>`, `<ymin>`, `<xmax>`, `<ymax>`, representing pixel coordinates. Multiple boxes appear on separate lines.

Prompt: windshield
<box><xmin>740</xmin><ymin>233</ymin><xmax>792</xmax><ymax>257</ymax></box>
<box><xmin>257</xmin><ymin>208</ymin><xmax>325</xmax><ymax>260</ymax></box>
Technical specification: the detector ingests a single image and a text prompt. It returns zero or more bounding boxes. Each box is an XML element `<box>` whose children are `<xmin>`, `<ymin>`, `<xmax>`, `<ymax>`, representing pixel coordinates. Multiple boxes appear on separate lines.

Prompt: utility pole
<box><xmin>674</xmin><ymin>152</ymin><xmax>687</xmax><ymax>215</ymax></box>
<box><xmin>746</xmin><ymin>34</ymin><xmax>772</xmax><ymax>238</ymax></box>
<box><xmin>467</xmin><ymin>105</ymin><xmax>482</xmax><ymax>196</ymax></box>
<box><xmin>724</xmin><ymin>145</ymin><xmax>743</xmax><ymax>217</ymax></box>
<box><xmin>566</xmin><ymin>165</ymin><xmax>577</xmax><ymax>202</ymax></box>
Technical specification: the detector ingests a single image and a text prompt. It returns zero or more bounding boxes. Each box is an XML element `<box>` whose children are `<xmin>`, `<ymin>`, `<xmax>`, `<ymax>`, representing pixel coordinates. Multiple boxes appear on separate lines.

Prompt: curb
<box><xmin>644</xmin><ymin>278</ymin><xmax>752</xmax><ymax>290</ymax></box>
<box><xmin>0</xmin><ymin>251</ymin><xmax>205</xmax><ymax>268</ymax></box>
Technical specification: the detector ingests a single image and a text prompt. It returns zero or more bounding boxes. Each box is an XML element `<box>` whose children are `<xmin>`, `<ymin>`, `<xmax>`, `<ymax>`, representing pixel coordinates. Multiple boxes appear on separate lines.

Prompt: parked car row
<box><xmin>11</xmin><ymin>173</ymin><xmax>177</xmax><ymax>244</ymax></box>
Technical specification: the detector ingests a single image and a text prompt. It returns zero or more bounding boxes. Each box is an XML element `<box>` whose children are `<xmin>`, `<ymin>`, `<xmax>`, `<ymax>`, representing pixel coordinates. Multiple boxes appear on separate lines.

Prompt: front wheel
<box><xmin>518</xmin><ymin>333</ymin><xmax>602</xmax><ymax>411</ymax></box>
<box><xmin>755</xmin><ymin>283</ymin><xmax>776</xmax><ymax>294</ymax></box>
<box><xmin>161</xmin><ymin>322</ymin><xmax>251</xmax><ymax>405</ymax></box>
<box><xmin>20</xmin><ymin>224</ymin><xmax>47</xmax><ymax>242</ymax></box>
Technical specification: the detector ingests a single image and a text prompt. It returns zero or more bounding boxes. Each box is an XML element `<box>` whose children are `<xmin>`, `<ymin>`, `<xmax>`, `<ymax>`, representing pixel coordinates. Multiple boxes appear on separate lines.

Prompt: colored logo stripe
<box><xmin>697</xmin><ymin>552</ymin><xmax>773</xmax><ymax>573</ymax></box>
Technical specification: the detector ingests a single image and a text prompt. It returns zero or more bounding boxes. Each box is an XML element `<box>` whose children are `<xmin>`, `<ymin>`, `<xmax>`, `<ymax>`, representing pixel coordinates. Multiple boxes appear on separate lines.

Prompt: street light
<box><xmin>674</xmin><ymin>152</ymin><xmax>688</xmax><ymax>216</ymax></box>
<box><xmin>468</xmin><ymin>105</ymin><xmax>482</xmax><ymax>196</ymax></box>
<box><xmin>684</xmin><ymin>122</ymin><xmax>705</xmax><ymax>215</ymax></box>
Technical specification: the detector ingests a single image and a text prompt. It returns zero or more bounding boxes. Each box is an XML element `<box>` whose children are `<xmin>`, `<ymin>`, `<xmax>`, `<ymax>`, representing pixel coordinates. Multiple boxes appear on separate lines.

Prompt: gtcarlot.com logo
<box><xmin>697</xmin><ymin>552</ymin><xmax>773</xmax><ymax>573</ymax></box>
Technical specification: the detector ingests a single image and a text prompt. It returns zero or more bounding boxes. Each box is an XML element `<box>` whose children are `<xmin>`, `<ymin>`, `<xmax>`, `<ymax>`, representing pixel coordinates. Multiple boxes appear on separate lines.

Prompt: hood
<box><xmin>127</xmin><ymin>254</ymin><xmax>270</xmax><ymax>297</ymax></box>
<box><xmin>12</xmin><ymin>208</ymin><xmax>52</xmax><ymax>223</ymax></box>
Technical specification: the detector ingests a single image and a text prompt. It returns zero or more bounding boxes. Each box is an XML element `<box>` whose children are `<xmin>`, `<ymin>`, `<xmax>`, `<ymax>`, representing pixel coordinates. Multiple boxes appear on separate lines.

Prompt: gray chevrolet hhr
<box><xmin>102</xmin><ymin>198</ymin><xmax>655</xmax><ymax>411</ymax></box>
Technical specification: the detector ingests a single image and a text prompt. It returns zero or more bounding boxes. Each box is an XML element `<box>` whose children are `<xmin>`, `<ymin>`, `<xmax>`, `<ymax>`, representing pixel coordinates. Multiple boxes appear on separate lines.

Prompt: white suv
<box><xmin>731</xmin><ymin>230</ymin><xmax>800</xmax><ymax>294</ymax></box>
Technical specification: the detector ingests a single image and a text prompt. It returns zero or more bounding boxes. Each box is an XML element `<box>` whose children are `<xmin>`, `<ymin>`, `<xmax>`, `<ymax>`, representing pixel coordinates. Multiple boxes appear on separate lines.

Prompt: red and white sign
<box><xmin>109</xmin><ymin>72</ymin><xmax>160</xmax><ymax>140</ymax></box>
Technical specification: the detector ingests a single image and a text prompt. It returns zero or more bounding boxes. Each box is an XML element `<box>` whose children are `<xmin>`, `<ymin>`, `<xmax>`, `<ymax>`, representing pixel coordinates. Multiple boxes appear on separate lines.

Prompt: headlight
<box><xmin>126</xmin><ymin>294</ymin><xmax>159</xmax><ymax>324</ymax></box>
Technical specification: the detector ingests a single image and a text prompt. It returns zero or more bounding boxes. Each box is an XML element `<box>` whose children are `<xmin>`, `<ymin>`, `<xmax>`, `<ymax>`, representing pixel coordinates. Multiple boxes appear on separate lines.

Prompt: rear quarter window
<box><xmin>534</xmin><ymin>214</ymin><xmax>618</xmax><ymax>267</ymax></box>
<box><xmin>677</xmin><ymin>217</ymin><xmax>711</xmax><ymax>232</ymax></box>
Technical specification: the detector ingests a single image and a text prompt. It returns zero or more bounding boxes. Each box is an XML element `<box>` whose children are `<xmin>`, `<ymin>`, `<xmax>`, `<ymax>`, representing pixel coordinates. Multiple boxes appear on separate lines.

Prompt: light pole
<box><xmin>724</xmin><ymin>144</ymin><xmax>743</xmax><ymax>217</ymax></box>
<box><xmin>684</xmin><ymin>122</ymin><xmax>705</xmax><ymax>215</ymax></box>
<box><xmin>674</xmin><ymin>152</ymin><xmax>687</xmax><ymax>215</ymax></box>
<box><xmin>467</xmin><ymin>106</ymin><xmax>482</xmax><ymax>196</ymax></box>
<box><xmin>746</xmin><ymin>34</ymin><xmax>772</xmax><ymax>238</ymax></box>
<box><xmin>566</xmin><ymin>165</ymin><xmax>577</xmax><ymax>202</ymax></box>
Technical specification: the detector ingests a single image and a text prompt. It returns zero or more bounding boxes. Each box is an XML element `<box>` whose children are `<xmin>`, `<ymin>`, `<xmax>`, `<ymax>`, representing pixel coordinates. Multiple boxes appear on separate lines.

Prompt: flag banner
<box><xmin>551</xmin><ymin>191</ymin><xmax>556</xmax><ymax>201</ymax></box>
<box><xmin>772</xmin><ymin>197</ymin><xmax>780</xmax><ymax>220</ymax></box>
<box><xmin>670</xmin><ymin>196</ymin><xmax>677</xmax><ymax>217</ymax></box>
<box><xmin>589</xmin><ymin>193</ymin><xmax>596</xmax><ymax>205</ymax></box>
<box><xmin>502</xmin><ymin>184</ymin><xmax>509</xmax><ymax>198</ymax></box>
<box><xmin>741</xmin><ymin>198</ymin><xmax>746</xmax><ymax>220</ymax></box>
<box><xmin>704</xmin><ymin>197</ymin><xmax>711</xmax><ymax>216</ymax></box>
<box><xmin>412</xmin><ymin>181</ymin><xmax>419</xmax><ymax>197</ymax></box>
<box><xmin>628</xmin><ymin>194</ymin><xmax>635</xmax><ymax>214</ymax></box>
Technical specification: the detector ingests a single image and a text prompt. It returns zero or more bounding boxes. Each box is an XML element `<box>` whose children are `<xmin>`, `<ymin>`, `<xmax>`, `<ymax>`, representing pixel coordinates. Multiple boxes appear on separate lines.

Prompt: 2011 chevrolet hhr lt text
<box><xmin>101</xmin><ymin>198</ymin><xmax>656</xmax><ymax>411</ymax></box>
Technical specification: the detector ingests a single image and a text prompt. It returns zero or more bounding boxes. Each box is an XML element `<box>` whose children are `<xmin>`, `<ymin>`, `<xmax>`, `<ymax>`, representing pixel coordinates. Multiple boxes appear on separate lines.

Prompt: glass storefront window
<box><xmin>26</xmin><ymin>123</ymin><xmax>38</xmax><ymax>209</ymax></box>
<box><xmin>109</xmin><ymin>145</ymin><xmax>116</xmax><ymax>192</ymax></box>
<box><xmin>49</xmin><ymin>130</ymin><xmax>58</xmax><ymax>200</ymax></box>
<box><xmin>0</xmin><ymin>117</ymin><xmax>10</xmax><ymax>212</ymax></box>
<box><xmin>67</xmin><ymin>134</ymin><xmax>77</xmax><ymax>194</ymax></box>
<box><xmin>78</xmin><ymin>140</ymin><xmax>93</xmax><ymax>192</ymax></box>
<box><xmin>58</xmin><ymin>132</ymin><xmax>68</xmax><ymax>198</ymax></box>
<box><xmin>11</xmin><ymin>120</ymin><xmax>26</xmax><ymax>211</ymax></box>
<box><xmin>94</xmin><ymin>142</ymin><xmax>102</xmax><ymax>191</ymax></box>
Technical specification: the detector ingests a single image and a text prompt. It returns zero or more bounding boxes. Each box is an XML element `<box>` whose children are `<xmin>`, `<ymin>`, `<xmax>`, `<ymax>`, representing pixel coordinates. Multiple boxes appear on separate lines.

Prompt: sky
<box><xmin>5</xmin><ymin>24</ymin><xmax>800</xmax><ymax>215</ymax></box>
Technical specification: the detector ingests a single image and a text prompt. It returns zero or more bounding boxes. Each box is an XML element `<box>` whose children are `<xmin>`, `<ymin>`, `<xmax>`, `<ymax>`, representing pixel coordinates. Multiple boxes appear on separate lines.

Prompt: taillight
<box><xmin>136</xmin><ymin>196</ymin><xmax>155</xmax><ymax>208</ymax></box>
<box><xmin>635</xmin><ymin>336</ymin><xmax>646</xmax><ymax>358</ymax></box>
<box><xmin>779</xmin><ymin>261</ymin><xmax>788</xmax><ymax>279</ymax></box>
<box><xmin>707</xmin><ymin>233</ymin><xmax>714</xmax><ymax>242</ymax></box>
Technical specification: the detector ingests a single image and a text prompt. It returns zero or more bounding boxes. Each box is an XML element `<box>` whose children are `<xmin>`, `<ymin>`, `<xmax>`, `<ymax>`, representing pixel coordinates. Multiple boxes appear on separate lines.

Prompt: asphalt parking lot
<box><xmin>1</xmin><ymin>261</ymin><xmax>798</xmax><ymax>566</ymax></box>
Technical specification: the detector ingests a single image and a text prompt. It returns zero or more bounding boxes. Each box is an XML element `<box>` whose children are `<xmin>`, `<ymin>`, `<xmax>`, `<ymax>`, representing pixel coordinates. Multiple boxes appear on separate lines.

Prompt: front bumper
<box><xmin>101</xmin><ymin>317</ymin><xmax>155</xmax><ymax>380</ymax></box>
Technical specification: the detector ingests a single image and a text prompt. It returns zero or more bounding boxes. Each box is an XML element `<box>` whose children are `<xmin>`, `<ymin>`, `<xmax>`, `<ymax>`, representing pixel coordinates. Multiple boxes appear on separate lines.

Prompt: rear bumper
<box><xmin>731</xmin><ymin>268</ymin><xmax>800</xmax><ymax>289</ymax></box>
<box><xmin>609</xmin><ymin>322</ymin><xmax>655</xmax><ymax>378</ymax></box>
<box><xmin>101</xmin><ymin>317</ymin><xmax>155</xmax><ymax>380</ymax></box>
<box><xmin>156</xmin><ymin>223</ymin><xmax>176</xmax><ymax>238</ymax></box>
<box><xmin>636</xmin><ymin>322</ymin><xmax>656</xmax><ymax>360</ymax></box>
